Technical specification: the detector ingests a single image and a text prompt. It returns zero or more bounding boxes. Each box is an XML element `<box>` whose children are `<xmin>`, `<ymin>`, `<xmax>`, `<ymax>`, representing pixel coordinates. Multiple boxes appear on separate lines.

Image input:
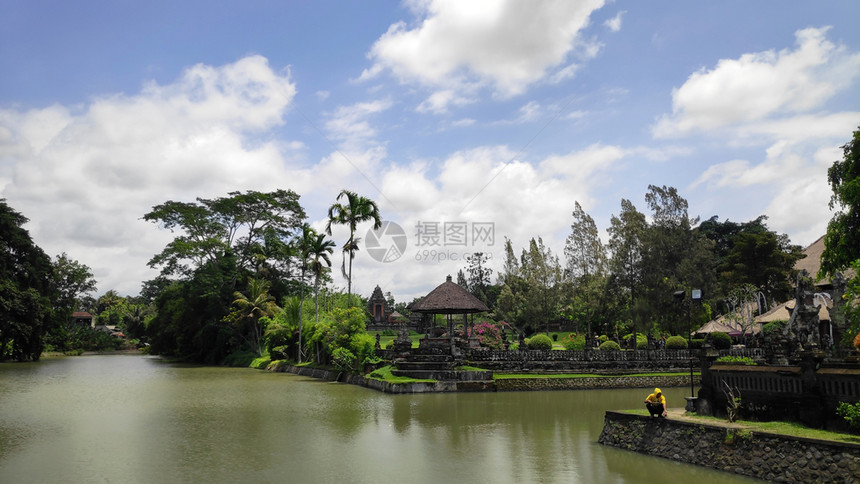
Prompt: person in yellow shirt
<box><xmin>644</xmin><ymin>388</ymin><xmax>667</xmax><ymax>418</ymax></box>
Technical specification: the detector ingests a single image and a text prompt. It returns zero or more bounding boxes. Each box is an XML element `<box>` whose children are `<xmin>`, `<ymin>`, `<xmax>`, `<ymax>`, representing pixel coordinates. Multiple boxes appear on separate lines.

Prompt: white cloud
<box><xmin>0</xmin><ymin>55</ymin><xmax>300</xmax><ymax>295</ymax></box>
<box><xmin>363</xmin><ymin>0</ymin><xmax>606</xmax><ymax>99</ymax></box>
<box><xmin>323</xmin><ymin>98</ymin><xmax>393</xmax><ymax>146</ymax></box>
<box><xmin>653</xmin><ymin>27</ymin><xmax>860</xmax><ymax>138</ymax></box>
<box><xmin>416</xmin><ymin>89</ymin><xmax>473</xmax><ymax>114</ymax></box>
<box><xmin>352</xmin><ymin>142</ymin><xmax>627</xmax><ymax>299</ymax></box>
<box><xmin>604</xmin><ymin>11</ymin><xmax>625</xmax><ymax>33</ymax></box>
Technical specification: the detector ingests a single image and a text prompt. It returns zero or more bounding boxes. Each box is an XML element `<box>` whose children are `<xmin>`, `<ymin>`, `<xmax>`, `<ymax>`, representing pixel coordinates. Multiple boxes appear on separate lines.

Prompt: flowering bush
<box><xmin>469</xmin><ymin>320</ymin><xmax>508</xmax><ymax>349</ymax></box>
<box><xmin>561</xmin><ymin>333</ymin><xmax>586</xmax><ymax>350</ymax></box>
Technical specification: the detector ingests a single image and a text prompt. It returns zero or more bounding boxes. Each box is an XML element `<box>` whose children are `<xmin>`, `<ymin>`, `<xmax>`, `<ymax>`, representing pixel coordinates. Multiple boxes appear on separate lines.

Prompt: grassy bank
<box><xmin>494</xmin><ymin>371</ymin><xmax>700</xmax><ymax>380</ymax></box>
<box><xmin>623</xmin><ymin>408</ymin><xmax>860</xmax><ymax>445</ymax></box>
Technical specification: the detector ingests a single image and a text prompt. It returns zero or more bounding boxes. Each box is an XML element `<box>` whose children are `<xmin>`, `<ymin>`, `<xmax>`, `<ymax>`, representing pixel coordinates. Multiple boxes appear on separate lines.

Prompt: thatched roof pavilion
<box><xmin>410</xmin><ymin>275</ymin><xmax>489</xmax><ymax>314</ymax></box>
<box><xmin>411</xmin><ymin>275</ymin><xmax>489</xmax><ymax>341</ymax></box>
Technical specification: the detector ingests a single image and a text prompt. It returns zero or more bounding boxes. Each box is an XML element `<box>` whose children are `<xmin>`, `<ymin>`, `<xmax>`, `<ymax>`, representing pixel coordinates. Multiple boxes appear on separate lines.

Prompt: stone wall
<box><xmin>599</xmin><ymin>411</ymin><xmax>860</xmax><ymax>483</ymax></box>
<box><xmin>496</xmin><ymin>374</ymin><xmax>698</xmax><ymax>392</ymax></box>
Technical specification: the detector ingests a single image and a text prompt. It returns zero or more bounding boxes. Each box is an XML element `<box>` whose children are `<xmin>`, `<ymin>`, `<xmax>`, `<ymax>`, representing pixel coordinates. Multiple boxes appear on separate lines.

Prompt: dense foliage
<box><xmin>665</xmin><ymin>335</ymin><xmax>688</xmax><ymax>350</ymax></box>
<box><xmin>709</xmin><ymin>331</ymin><xmax>732</xmax><ymax>350</ymax></box>
<box><xmin>0</xmin><ymin>200</ymin><xmax>54</xmax><ymax>361</ymax></box>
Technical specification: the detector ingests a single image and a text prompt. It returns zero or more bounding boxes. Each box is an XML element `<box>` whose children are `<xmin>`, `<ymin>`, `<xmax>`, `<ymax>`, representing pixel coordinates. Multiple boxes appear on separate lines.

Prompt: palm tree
<box><xmin>232</xmin><ymin>277</ymin><xmax>279</xmax><ymax>356</ymax></box>
<box><xmin>325</xmin><ymin>189</ymin><xmax>382</xmax><ymax>307</ymax></box>
<box><xmin>294</xmin><ymin>224</ymin><xmax>333</xmax><ymax>363</ymax></box>
<box><xmin>308</xmin><ymin>233</ymin><xmax>336</xmax><ymax>324</ymax></box>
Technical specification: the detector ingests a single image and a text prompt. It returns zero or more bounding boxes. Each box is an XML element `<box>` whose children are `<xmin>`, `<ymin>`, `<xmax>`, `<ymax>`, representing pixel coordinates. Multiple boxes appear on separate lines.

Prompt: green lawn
<box><xmin>368</xmin><ymin>330</ymin><xmax>423</xmax><ymax>348</ymax></box>
<box><xmin>365</xmin><ymin>365</ymin><xmax>435</xmax><ymax>384</ymax></box>
<box><xmin>494</xmin><ymin>371</ymin><xmax>700</xmax><ymax>380</ymax></box>
<box><xmin>623</xmin><ymin>409</ymin><xmax>860</xmax><ymax>445</ymax></box>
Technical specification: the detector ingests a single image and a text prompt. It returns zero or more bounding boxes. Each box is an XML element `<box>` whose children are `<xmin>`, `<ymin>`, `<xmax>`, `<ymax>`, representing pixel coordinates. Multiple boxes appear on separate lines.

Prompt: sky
<box><xmin>1</xmin><ymin>1</ymin><xmax>859</xmax><ymax>303</ymax></box>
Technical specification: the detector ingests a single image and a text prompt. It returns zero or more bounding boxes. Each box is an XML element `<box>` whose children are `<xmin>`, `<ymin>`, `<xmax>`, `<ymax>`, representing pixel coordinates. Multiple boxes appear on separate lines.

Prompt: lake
<box><xmin>0</xmin><ymin>355</ymin><xmax>758</xmax><ymax>483</ymax></box>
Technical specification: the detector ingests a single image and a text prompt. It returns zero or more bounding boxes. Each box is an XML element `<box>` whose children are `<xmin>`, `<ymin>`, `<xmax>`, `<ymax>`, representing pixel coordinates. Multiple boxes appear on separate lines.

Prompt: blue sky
<box><xmin>1</xmin><ymin>1</ymin><xmax>858</xmax><ymax>301</ymax></box>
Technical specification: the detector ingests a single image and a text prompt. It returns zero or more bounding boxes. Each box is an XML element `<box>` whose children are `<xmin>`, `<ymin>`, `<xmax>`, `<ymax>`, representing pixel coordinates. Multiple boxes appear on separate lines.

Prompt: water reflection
<box><xmin>0</xmin><ymin>356</ymin><xmax>759</xmax><ymax>483</ymax></box>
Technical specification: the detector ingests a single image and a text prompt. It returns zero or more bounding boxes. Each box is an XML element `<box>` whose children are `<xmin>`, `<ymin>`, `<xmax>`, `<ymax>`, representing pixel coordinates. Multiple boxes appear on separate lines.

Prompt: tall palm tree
<box><xmin>325</xmin><ymin>189</ymin><xmax>382</xmax><ymax>307</ymax></box>
<box><xmin>308</xmin><ymin>233</ymin><xmax>336</xmax><ymax>325</ymax></box>
<box><xmin>232</xmin><ymin>277</ymin><xmax>279</xmax><ymax>356</ymax></box>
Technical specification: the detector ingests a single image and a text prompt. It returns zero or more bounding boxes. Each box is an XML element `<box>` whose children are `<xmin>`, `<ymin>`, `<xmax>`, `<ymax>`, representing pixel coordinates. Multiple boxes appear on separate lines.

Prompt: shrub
<box><xmin>665</xmin><ymin>336</ymin><xmax>688</xmax><ymax>350</ymax></box>
<box><xmin>508</xmin><ymin>343</ymin><xmax>520</xmax><ymax>351</ymax></box>
<box><xmin>716</xmin><ymin>356</ymin><xmax>756</xmax><ymax>366</ymax></box>
<box><xmin>622</xmin><ymin>333</ymin><xmax>647</xmax><ymax>349</ymax></box>
<box><xmin>561</xmin><ymin>333</ymin><xmax>586</xmax><ymax>350</ymax></box>
<box><xmin>270</xmin><ymin>345</ymin><xmax>290</xmax><ymax>360</ymax></box>
<box><xmin>469</xmin><ymin>321</ymin><xmax>506</xmax><ymax>349</ymax></box>
<box><xmin>690</xmin><ymin>338</ymin><xmax>705</xmax><ymax>349</ymax></box>
<box><xmin>250</xmin><ymin>356</ymin><xmax>272</xmax><ymax>369</ymax></box>
<box><xmin>332</xmin><ymin>347</ymin><xmax>356</xmax><ymax>372</ymax></box>
<box><xmin>598</xmin><ymin>334</ymin><xmax>609</xmax><ymax>344</ymax></box>
<box><xmin>599</xmin><ymin>340</ymin><xmax>621</xmax><ymax>351</ymax></box>
<box><xmin>762</xmin><ymin>320</ymin><xmax>787</xmax><ymax>340</ymax></box>
<box><xmin>709</xmin><ymin>331</ymin><xmax>732</xmax><ymax>349</ymax></box>
<box><xmin>526</xmin><ymin>334</ymin><xmax>553</xmax><ymax>350</ymax></box>
<box><xmin>836</xmin><ymin>402</ymin><xmax>860</xmax><ymax>431</ymax></box>
<box><xmin>350</xmin><ymin>333</ymin><xmax>376</xmax><ymax>366</ymax></box>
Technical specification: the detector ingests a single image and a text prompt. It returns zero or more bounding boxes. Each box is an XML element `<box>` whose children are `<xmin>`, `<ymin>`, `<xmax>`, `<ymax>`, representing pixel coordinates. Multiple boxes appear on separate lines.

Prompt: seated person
<box><xmin>644</xmin><ymin>388</ymin><xmax>667</xmax><ymax>418</ymax></box>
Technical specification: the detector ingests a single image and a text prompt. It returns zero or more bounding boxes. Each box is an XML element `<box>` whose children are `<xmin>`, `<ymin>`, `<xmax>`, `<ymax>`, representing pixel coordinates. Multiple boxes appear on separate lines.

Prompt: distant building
<box><xmin>71</xmin><ymin>311</ymin><xmax>94</xmax><ymax>327</ymax></box>
<box><xmin>367</xmin><ymin>285</ymin><xmax>392</xmax><ymax>325</ymax></box>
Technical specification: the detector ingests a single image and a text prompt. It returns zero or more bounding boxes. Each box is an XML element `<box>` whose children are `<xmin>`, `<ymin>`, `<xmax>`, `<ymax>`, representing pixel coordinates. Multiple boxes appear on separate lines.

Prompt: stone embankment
<box><xmin>271</xmin><ymin>362</ymin><xmax>699</xmax><ymax>394</ymax></box>
<box><xmin>598</xmin><ymin>410</ymin><xmax>860</xmax><ymax>483</ymax></box>
<box><xmin>496</xmin><ymin>374</ymin><xmax>698</xmax><ymax>392</ymax></box>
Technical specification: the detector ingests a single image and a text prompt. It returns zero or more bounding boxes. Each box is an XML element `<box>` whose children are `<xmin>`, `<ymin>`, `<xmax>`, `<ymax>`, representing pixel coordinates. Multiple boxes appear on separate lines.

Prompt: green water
<box><xmin>0</xmin><ymin>355</ymin><xmax>758</xmax><ymax>483</ymax></box>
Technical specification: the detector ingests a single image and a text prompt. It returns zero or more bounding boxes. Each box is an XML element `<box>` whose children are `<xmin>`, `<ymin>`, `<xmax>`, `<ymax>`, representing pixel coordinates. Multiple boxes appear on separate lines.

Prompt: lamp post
<box><xmin>675</xmin><ymin>289</ymin><xmax>702</xmax><ymax>411</ymax></box>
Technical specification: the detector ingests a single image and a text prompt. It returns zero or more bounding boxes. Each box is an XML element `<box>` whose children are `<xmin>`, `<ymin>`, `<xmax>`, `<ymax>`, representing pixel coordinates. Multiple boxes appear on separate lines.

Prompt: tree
<box><xmin>144</xmin><ymin>189</ymin><xmax>306</xmax><ymax>281</ymax></box>
<box><xmin>464</xmin><ymin>252</ymin><xmax>493</xmax><ymax>305</ymax></box>
<box><xmin>821</xmin><ymin>127</ymin><xmax>860</xmax><ymax>277</ymax></box>
<box><xmin>308</xmin><ymin>232</ymin><xmax>336</xmax><ymax>326</ymax></box>
<box><xmin>231</xmin><ymin>278</ymin><xmax>279</xmax><ymax>356</ymax></box>
<box><xmin>325</xmin><ymin>189</ymin><xmax>382</xmax><ymax>307</ymax></box>
<box><xmin>520</xmin><ymin>237</ymin><xmax>565</xmax><ymax>334</ymax></box>
<box><xmin>0</xmin><ymin>200</ymin><xmax>54</xmax><ymax>361</ymax></box>
<box><xmin>51</xmin><ymin>253</ymin><xmax>97</xmax><ymax>318</ymax></box>
<box><xmin>564</xmin><ymin>201</ymin><xmax>607</xmax><ymax>280</ymax></box>
<box><xmin>608</xmin><ymin>199</ymin><xmax>647</xmax><ymax>337</ymax></box>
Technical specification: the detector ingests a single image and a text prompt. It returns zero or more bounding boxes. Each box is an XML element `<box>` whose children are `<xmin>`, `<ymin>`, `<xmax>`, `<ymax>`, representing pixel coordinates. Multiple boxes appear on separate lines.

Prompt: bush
<box><xmin>508</xmin><ymin>343</ymin><xmax>520</xmax><ymax>351</ymax></box>
<box><xmin>622</xmin><ymin>333</ymin><xmax>647</xmax><ymax>349</ymax></box>
<box><xmin>599</xmin><ymin>340</ymin><xmax>621</xmax><ymax>351</ymax></box>
<box><xmin>469</xmin><ymin>321</ymin><xmax>506</xmax><ymax>349</ymax></box>
<box><xmin>598</xmin><ymin>334</ymin><xmax>609</xmax><ymax>344</ymax></box>
<box><xmin>561</xmin><ymin>333</ymin><xmax>586</xmax><ymax>350</ymax></box>
<box><xmin>690</xmin><ymin>338</ymin><xmax>705</xmax><ymax>349</ymax></box>
<box><xmin>350</xmin><ymin>333</ymin><xmax>377</xmax><ymax>366</ymax></box>
<box><xmin>762</xmin><ymin>320</ymin><xmax>787</xmax><ymax>339</ymax></box>
<box><xmin>716</xmin><ymin>356</ymin><xmax>756</xmax><ymax>366</ymax></box>
<box><xmin>332</xmin><ymin>347</ymin><xmax>356</xmax><ymax>372</ymax></box>
<box><xmin>250</xmin><ymin>356</ymin><xmax>272</xmax><ymax>369</ymax></box>
<box><xmin>836</xmin><ymin>402</ymin><xmax>860</xmax><ymax>431</ymax></box>
<box><xmin>709</xmin><ymin>331</ymin><xmax>732</xmax><ymax>349</ymax></box>
<box><xmin>665</xmin><ymin>336</ymin><xmax>688</xmax><ymax>350</ymax></box>
<box><xmin>270</xmin><ymin>345</ymin><xmax>290</xmax><ymax>360</ymax></box>
<box><xmin>526</xmin><ymin>334</ymin><xmax>553</xmax><ymax>350</ymax></box>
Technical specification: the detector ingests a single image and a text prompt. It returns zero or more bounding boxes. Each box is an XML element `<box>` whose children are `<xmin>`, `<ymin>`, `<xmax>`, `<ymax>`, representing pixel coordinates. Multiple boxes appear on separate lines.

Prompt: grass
<box><xmin>493</xmin><ymin>371</ymin><xmax>700</xmax><ymax>380</ymax></box>
<box><xmin>366</xmin><ymin>365</ymin><xmax>436</xmax><ymax>384</ymax></box>
<box><xmin>686</xmin><ymin>413</ymin><xmax>860</xmax><ymax>445</ymax></box>
<box><xmin>368</xmin><ymin>330</ymin><xmax>422</xmax><ymax>349</ymax></box>
<box><xmin>621</xmin><ymin>409</ymin><xmax>860</xmax><ymax>445</ymax></box>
